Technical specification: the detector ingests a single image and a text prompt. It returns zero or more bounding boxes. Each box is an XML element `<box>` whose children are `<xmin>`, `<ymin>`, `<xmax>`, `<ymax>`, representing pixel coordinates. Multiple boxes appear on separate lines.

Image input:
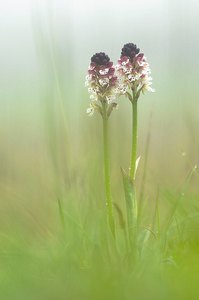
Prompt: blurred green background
<box><xmin>0</xmin><ymin>0</ymin><xmax>199</xmax><ymax>299</ymax></box>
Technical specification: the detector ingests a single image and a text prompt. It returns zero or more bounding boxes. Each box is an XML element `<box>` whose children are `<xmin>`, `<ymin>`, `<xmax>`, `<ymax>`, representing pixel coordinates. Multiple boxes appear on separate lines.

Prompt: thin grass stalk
<box><xmin>138</xmin><ymin>113</ymin><xmax>152</xmax><ymax>224</ymax></box>
<box><xmin>57</xmin><ymin>198</ymin><xmax>66</xmax><ymax>235</ymax></box>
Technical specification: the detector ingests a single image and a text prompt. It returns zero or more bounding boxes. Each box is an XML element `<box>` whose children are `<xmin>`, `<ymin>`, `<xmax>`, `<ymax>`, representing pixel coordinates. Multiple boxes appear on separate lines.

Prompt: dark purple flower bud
<box><xmin>91</xmin><ymin>52</ymin><xmax>110</xmax><ymax>66</ymax></box>
<box><xmin>121</xmin><ymin>43</ymin><xmax>140</xmax><ymax>60</ymax></box>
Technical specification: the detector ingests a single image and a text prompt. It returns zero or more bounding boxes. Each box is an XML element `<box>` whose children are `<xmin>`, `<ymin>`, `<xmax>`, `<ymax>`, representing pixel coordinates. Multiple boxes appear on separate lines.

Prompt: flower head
<box><xmin>116</xmin><ymin>43</ymin><xmax>154</xmax><ymax>100</ymax></box>
<box><xmin>121</xmin><ymin>43</ymin><xmax>140</xmax><ymax>61</ymax></box>
<box><xmin>91</xmin><ymin>52</ymin><xmax>110</xmax><ymax>66</ymax></box>
<box><xmin>85</xmin><ymin>52</ymin><xmax>124</xmax><ymax>116</ymax></box>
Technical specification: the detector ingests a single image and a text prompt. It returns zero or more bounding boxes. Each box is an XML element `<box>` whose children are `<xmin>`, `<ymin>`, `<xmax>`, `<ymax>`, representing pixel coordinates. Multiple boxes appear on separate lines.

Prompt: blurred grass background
<box><xmin>0</xmin><ymin>0</ymin><xmax>199</xmax><ymax>299</ymax></box>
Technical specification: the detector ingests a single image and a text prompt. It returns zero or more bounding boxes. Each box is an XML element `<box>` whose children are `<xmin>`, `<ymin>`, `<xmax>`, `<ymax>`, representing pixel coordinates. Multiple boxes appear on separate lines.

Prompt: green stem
<box><xmin>128</xmin><ymin>99</ymin><xmax>138</xmax><ymax>255</ymax></box>
<box><xmin>102</xmin><ymin>104</ymin><xmax>115</xmax><ymax>239</ymax></box>
<box><xmin>130</xmin><ymin>100</ymin><xmax>138</xmax><ymax>181</ymax></box>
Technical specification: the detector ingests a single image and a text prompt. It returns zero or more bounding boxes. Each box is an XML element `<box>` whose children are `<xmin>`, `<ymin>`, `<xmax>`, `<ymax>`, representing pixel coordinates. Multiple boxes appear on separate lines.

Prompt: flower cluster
<box><xmin>85</xmin><ymin>44</ymin><xmax>154</xmax><ymax>116</ymax></box>
<box><xmin>85</xmin><ymin>52</ymin><xmax>121</xmax><ymax>116</ymax></box>
<box><xmin>116</xmin><ymin>43</ymin><xmax>154</xmax><ymax>99</ymax></box>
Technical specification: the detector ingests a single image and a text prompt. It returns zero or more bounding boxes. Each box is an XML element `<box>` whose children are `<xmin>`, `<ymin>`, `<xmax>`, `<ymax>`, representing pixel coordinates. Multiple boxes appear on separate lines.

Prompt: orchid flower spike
<box><xmin>116</xmin><ymin>43</ymin><xmax>155</xmax><ymax>102</ymax></box>
<box><xmin>85</xmin><ymin>52</ymin><xmax>124</xmax><ymax>117</ymax></box>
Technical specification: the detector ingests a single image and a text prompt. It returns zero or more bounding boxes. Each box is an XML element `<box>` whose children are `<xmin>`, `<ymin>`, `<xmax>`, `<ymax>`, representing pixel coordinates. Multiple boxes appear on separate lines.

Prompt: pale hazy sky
<box><xmin>0</xmin><ymin>0</ymin><xmax>198</xmax><ymax>83</ymax></box>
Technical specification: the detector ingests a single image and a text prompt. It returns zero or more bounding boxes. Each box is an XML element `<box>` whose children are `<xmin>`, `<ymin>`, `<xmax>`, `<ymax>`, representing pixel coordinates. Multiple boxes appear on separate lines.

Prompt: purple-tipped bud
<box><xmin>91</xmin><ymin>52</ymin><xmax>110</xmax><ymax>66</ymax></box>
<box><xmin>121</xmin><ymin>43</ymin><xmax>140</xmax><ymax>60</ymax></box>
